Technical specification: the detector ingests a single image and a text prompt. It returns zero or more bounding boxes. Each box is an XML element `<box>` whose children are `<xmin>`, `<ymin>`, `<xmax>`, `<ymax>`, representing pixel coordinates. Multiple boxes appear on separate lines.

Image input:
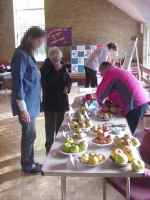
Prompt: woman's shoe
<box><xmin>23</xmin><ymin>163</ymin><xmax>42</xmax><ymax>174</ymax></box>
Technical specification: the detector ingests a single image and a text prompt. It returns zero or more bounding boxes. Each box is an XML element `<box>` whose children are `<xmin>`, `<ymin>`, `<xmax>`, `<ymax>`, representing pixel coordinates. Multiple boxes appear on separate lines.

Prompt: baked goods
<box><xmin>92</xmin><ymin>125</ymin><xmax>112</xmax><ymax>145</ymax></box>
<box><xmin>93</xmin><ymin>134</ymin><xmax>112</xmax><ymax>145</ymax></box>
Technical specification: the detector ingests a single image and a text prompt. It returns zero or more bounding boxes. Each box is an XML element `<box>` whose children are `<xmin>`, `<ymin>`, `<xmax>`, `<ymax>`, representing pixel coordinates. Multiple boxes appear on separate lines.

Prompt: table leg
<box><xmin>126</xmin><ymin>177</ymin><xmax>131</xmax><ymax>200</ymax></box>
<box><xmin>102</xmin><ymin>178</ymin><xmax>106</xmax><ymax>200</ymax></box>
<box><xmin>61</xmin><ymin>176</ymin><xmax>66</xmax><ymax>200</ymax></box>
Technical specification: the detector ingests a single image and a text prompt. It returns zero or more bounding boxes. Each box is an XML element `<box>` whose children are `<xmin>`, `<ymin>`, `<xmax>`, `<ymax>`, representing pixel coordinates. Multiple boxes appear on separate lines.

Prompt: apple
<box><xmin>79</xmin><ymin>141</ymin><xmax>87</xmax><ymax>152</ymax></box>
<box><xmin>115</xmin><ymin>152</ymin><xmax>128</xmax><ymax>166</ymax></box>
<box><xmin>70</xmin><ymin>144</ymin><xmax>80</xmax><ymax>153</ymax></box>
<box><xmin>115</xmin><ymin>154</ymin><xmax>128</xmax><ymax>164</ymax></box>
<box><xmin>81</xmin><ymin>153</ymin><xmax>89</xmax><ymax>163</ymax></box>
<box><xmin>65</xmin><ymin>137</ymin><xmax>74</xmax><ymax>144</ymax></box>
<box><xmin>122</xmin><ymin>146</ymin><xmax>135</xmax><ymax>162</ymax></box>
<box><xmin>85</xmin><ymin>94</ymin><xmax>93</xmax><ymax>101</ymax></box>
<box><xmin>63</xmin><ymin>143</ymin><xmax>72</xmax><ymax>153</ymax></box>
<box><xmin>111</xmin><ymin>148</ymin><xmax>123</xmax><ymax>160</ymax></box>
<box><xmin>110</xmin><ymin>106</ymin><xmax>118</xmax><ymax>114</ymax></box>
<box><xmin>89</xmin><ymin>156</ymin><xmax>99</xmax><ymax>165</ymax></box>
<box><xmin>131</xmin><ymin>159</ymin><xmax>145</xmax><ymax>172</ymax></box>
<box><xmin>131</xmin><ymin>137</ymin><xmax>141</xmax><ymax>147</ymax></box>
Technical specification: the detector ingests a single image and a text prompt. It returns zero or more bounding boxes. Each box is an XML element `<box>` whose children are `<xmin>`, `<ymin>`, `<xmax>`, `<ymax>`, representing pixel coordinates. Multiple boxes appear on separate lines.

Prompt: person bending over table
<box><xmin>11</xmin><ymin>26</ymin><xmax>46</xmax><ymax>174</ymax></box>
<box><xmin>96</xmin><ymin>62</ymin><xmax>149</xmax><ymax>134</ymax></box>
<box><xmin>85</xmin><ymin>42</ymin><xmax>118</xmax><ymax>88</ymax></box>
<box><xmin>41</xmin><ymin>47</ymin><xmax>72</xmax><ymax>154</ymax></box>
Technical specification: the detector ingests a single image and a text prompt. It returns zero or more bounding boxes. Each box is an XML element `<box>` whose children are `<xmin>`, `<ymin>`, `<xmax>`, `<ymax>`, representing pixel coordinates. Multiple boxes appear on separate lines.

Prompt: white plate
<box><xmin>80</xmin><ymin>160</ymin><xmax>106</xmax><ymax>167</ymax></box>
<box><xmin>91</xmin><ymin>139</ymin><xmax>113</xmax><ymax>147</ymax></box>
<box><xmin>59</xmin><ymin>149</ymin><xmax>86</xmax><ymax>156</ymax></box>
<box><xmin>62</xmin><ymin>131</ymin><xmax>88</xmax><ymax>142</ymax></box>
<box><xmin>79</xmin><ymin>156</ymin><xmax>106</xmax><ymax>167</ymax></box>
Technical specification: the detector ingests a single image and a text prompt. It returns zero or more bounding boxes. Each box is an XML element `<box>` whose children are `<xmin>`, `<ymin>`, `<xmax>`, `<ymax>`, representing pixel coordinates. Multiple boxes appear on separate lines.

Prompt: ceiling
<box><xmin>108</xmin><ymin>0</ymin><xmax>150</xmax><ymax>27</ymax></box>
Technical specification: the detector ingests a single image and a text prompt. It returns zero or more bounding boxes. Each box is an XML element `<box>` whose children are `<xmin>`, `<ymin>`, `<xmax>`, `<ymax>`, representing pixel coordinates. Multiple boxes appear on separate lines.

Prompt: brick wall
<box><xmin>0</xmin><ymin>0</ymin><xmax>15</xmax><ymax>63</ymax></box>
<box><xmin>45</xmin><ymin>0</ymin><xmax>141</xmax><ymax>60</ymax></box>
<box><xmin>0</xmin><ymin>0</ymin><xmax>141</xmax><ymax>62</ymax></box>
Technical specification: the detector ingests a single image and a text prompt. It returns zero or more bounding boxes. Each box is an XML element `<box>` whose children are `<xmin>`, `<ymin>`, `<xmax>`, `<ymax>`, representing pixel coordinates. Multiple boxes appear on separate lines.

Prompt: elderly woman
<box><xmin>41</xmin><ymin>47</ymin><xmax>71</xmax><ymax>154</ymax></box>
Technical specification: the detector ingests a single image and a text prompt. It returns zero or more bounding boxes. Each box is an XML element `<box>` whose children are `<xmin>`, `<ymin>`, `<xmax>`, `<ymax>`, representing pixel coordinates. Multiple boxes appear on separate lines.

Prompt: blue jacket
<box><xmin>11</xmin><ymin>47</ymin><xmax>41</xmax><ymax>118</ymax></box>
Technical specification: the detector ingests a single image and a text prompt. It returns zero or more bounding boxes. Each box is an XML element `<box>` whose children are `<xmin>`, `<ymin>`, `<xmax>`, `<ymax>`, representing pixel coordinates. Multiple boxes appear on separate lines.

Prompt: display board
<box><xmin>71</xmin><ymin>45</ymin><xmax>97</xmax><ymax>73</ymax></box>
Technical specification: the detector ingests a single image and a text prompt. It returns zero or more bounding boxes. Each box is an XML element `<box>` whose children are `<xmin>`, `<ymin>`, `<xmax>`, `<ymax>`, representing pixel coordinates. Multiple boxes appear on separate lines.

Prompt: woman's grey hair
<box><xmin>48</xmin><ymin>47</ymin><xmax>63</xmax><ymax>60</ymax></box>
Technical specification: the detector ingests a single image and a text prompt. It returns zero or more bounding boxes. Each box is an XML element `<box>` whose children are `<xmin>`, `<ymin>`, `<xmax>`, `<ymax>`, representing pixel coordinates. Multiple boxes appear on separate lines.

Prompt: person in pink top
<box><xmin>96</xmin><ymin>62</ymin><xmax>149</xmax><ymax>134</ymax></box>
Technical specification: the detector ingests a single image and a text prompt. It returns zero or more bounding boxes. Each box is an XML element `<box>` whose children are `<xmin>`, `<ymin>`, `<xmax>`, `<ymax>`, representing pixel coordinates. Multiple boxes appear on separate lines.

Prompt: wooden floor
<box><xmin>0</xmin><ymin>93</ymin><xmax>124</xmax><ymax>200</ymax></box>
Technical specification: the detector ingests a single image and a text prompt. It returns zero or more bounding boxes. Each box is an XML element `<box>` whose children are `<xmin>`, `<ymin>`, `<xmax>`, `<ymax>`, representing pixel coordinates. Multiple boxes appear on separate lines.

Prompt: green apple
<box><xmin>63</xmin><ymin>143</ymin><xmax>72</xmax><ymax>153</ymax></box>
<box><xmin>131</xmin><ymin>159</ymin><xmax>145</xmax><ymax>172</ymax></box>
<box><xmin>64</xmin><ymin>137</ymin><xmax>74</xmax><ymax>144</ymax></box>
<box><xmin>70</xmin><ymin>144</ymin><xmax>80</xmax><ymax>153</ymax></box>
<box><xmin>131</xmin><ymin>137</ymin><xmax>140</xmax><ymax>147</ymax></box>
<box><xmin>115</xmin><ymin>151</ymin><xmax>128</xmax><ymax>166</ymax></box>
<box><xmin>79</xmin><ymin>142</ymin><xmax>86</xmax><ymax>152</ymax></box>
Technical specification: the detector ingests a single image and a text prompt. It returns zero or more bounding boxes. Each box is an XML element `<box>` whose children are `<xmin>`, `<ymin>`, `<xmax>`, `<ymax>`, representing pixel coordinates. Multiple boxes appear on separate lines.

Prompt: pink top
<box><xmin>96</xmin><ymin>66</ymin><xmax>149</xmax><ymax>115</ymax></box>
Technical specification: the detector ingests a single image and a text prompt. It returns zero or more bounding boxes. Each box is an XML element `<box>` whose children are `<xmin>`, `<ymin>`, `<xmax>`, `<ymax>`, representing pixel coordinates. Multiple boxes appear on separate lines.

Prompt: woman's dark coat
<box><xmin>40</xmin><ymin>58</ymin><xmax>71</xmax><ymax>112</ymax></box>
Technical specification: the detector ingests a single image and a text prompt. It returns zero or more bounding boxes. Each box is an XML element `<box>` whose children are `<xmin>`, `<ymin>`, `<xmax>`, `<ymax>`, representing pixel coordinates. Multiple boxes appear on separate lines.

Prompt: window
<box><xmin>143</xmin><ymin>25</ymin><xmax>150</xmax><ymax>67</ymax></box>
<box><xmin>13</xmin><ymin>0</ymin><xmax>46</xmax><ymax>61</ymax></box>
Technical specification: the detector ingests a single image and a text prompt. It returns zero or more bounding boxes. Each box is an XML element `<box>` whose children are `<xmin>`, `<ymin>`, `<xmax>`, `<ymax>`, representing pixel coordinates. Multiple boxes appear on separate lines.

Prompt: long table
<box><xmin>42</xmin><ymin>90</ymin><xmax>144</xmax><ymax>200</ymax></box>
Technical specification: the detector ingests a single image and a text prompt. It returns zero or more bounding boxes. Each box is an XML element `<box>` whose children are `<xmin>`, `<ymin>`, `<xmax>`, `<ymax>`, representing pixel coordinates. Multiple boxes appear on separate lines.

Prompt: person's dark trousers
<box><xmin>126</xmin><ymin>103</ymin><xmax>148</xmax><ymax>135</ymax></box>
<box><xmin>85</xmin><ymin>66</ymin><xmax>97</xmax><ymax>88</ymax></box>
<box><xmin>19</xmin><ymin>117</ymin><xmax>36</xmax><ymax>171</ymax></box>
<box><xmin>44</xmin><ymin>111</ymin><xmax>65</xmax><ymax>154</ymax></box>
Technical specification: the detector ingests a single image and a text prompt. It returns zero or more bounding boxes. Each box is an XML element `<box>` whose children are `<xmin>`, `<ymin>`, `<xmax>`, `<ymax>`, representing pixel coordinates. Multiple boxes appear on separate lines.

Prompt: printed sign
<box><xmin>47</xmin><ymin>27</ymin><xmax>72</xmax><ymax>47</ymax></box>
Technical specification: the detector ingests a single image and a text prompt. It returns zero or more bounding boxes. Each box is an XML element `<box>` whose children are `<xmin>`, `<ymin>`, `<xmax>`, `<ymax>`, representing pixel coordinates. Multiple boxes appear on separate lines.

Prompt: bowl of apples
<box><xmin>91</xmin><ymin>125</ymin><xmax>113</xmax><ymax>147</ymax></box>
<box><xmin>80</xmin><ymin>152</ymin><xmax>106</xmax><ymax>167</ymax></box>
<box><xmin>60</xmin><ymin>137</ymin><xmax>88</xmax><ymax>156</ymax></box>
<box><xmin>63</xmin><ymin>128</ymin><xmax>87</xmax><ymax>142</ymax></box>
<box><xmin>114</xmin><ymin>134</ymin><xmax>141</xmax><ymax>148</ymax></box>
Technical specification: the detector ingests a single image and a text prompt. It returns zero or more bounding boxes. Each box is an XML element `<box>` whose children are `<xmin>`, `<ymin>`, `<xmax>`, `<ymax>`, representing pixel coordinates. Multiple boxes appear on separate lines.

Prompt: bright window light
<box><xmin>13</xmin><ymin>0</ymin><xmax>46</xmax><ymax>61</ymax></box>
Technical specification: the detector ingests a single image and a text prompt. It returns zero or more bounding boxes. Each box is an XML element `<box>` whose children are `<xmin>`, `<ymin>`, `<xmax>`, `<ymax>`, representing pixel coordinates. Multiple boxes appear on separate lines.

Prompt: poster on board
<box><xmin>47</xmin><ymin>27</ymin><xmax>72</xmax><ymax>47</ymax></box>
<box><xmin>71</xmin><ymin>45</ymin><xmax>97</xmax><ymax>73</ymax></box>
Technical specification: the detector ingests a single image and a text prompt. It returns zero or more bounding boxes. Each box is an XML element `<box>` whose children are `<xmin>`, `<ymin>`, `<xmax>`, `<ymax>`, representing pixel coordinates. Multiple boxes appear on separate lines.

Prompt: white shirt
<box><xmin>86</xmin><ymin>47</ymin><xmax>110</xmax><ymax>71</ymax></box>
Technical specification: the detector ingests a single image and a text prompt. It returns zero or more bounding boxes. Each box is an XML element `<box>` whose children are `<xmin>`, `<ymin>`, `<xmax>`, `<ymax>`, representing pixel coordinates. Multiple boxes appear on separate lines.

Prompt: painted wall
<box><xmin>109</xmin><ymin>0</ymin><xmax>150</xmax><ymax>27</ymax></box>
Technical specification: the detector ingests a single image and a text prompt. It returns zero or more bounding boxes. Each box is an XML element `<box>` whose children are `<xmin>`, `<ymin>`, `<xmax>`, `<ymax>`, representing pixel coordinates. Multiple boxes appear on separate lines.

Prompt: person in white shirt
<box><xmin>85</xmin><ymin>42</ymin><xmax>118</xmax><ymax>87</ymax></box>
